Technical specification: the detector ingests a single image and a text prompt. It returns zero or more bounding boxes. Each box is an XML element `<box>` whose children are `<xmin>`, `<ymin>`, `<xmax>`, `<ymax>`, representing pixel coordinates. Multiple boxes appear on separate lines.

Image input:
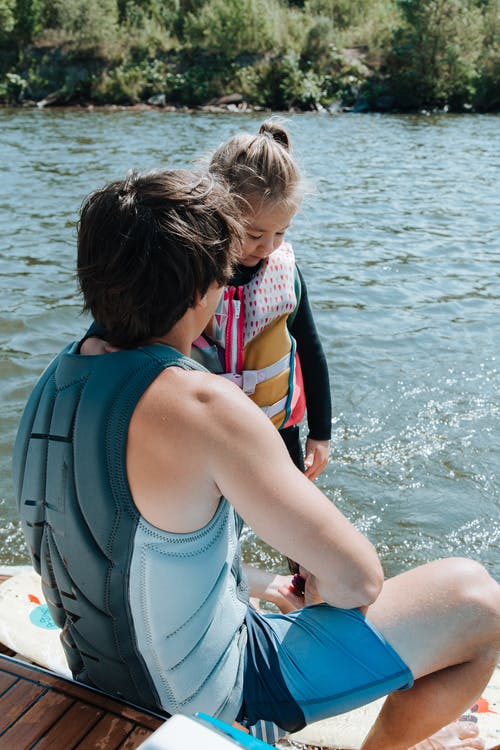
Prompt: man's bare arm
<box><xmin>204</xmin><ymin>378</ymin><xmax>384</xmax><ymax>611</ymax></box>
<box><xmin>128</xmin><ymin>366</ymin><xmax>383</xmax><ymax>611</ymax></box>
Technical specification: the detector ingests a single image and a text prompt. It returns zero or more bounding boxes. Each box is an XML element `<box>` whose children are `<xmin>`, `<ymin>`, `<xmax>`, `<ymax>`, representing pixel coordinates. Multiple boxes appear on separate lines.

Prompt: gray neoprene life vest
<box><xmin>13</xmin><ymin>341</ymin><xmax>249</xmax><ymax>722</ymax></box>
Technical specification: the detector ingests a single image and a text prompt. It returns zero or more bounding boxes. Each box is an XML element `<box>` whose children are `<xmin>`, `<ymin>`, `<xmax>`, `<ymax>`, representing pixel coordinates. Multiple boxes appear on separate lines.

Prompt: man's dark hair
<box><xmin>77</xmin><ymin>169</ymin><xmax>243</xmax><ymax>348</ymax></box>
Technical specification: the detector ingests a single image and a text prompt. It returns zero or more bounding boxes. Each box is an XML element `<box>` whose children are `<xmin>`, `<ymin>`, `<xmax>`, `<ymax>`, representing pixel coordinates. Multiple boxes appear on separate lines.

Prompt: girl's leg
<box><xmin>279</xmin><ymin>425</ymin><xmax>305</xmax><ymax>471</ymax></box>
<box><xmin>360</xmin><ymin>557</ymin><xmax>500</xmax><ymax>750</ymax></box>
<box><xmin>279</xmin><ymin>425</ymin><xmax>304</xmax><ymax>574</ymax></box>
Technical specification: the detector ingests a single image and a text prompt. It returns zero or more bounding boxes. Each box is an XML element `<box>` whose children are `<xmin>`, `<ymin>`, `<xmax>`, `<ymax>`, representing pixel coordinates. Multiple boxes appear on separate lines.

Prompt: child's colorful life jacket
<box><xmin>194</xmin><ymin>243</ymin><xmax>306</xmax><ymax>430</ymax></box>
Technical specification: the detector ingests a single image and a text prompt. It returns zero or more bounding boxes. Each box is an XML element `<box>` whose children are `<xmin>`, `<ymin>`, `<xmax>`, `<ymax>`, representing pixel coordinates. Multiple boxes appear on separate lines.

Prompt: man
<box><xmin>14</xmin><ymin>169</ymin><xmax>500</xmax><ymax>750</ymax></box>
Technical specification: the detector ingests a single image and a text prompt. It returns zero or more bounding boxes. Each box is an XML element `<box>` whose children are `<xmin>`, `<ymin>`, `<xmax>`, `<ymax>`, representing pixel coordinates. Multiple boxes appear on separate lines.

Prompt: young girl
<box><xmin>193</xmin><ymin>121</ymin><xmax>332</xmax><ymax>484</ymax></box>
<box><xmin>81</xmin><ymin>123</ymin><xmax>331</xmax><ymax>483</ymax></box>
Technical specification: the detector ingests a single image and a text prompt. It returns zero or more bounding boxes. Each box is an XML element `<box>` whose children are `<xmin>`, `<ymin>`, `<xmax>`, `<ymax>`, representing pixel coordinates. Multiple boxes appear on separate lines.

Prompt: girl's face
<box><xmin>240</xmin><ymin>198</ymin><xmax>296</xmax><ymax>267</ymax></box>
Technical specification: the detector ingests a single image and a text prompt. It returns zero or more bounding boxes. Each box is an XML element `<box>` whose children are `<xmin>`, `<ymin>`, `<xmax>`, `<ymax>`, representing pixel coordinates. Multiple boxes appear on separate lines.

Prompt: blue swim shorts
<box><xmin>238</xmin><ymin>603</ymin><xmax>413</xmax><ymax>743</ymax></box>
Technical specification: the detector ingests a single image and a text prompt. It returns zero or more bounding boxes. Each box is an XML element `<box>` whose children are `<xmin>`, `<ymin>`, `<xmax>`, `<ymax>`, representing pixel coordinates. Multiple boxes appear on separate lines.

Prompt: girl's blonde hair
<box><xmin>209</xmin><ymin>120</ymin><xmax>303</xmax><ymax>214</ymax></box>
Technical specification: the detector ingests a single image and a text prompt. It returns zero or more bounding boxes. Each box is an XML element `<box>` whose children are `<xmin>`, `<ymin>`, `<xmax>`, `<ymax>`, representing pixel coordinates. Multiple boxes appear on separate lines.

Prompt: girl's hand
<box><xmin>277</xmin><ymin>568</ymin><xmax>325</xmax><ymax>611</ymax></box>
<box><xmin>304</xmin><ymin>439</ymin><xmax>330</xmax><ymax>481</ymax></box>
<box><xmin>277</xmin><ymin>578</ymin><xmax>306</xmax><ymax>613</ymax></box>
<box><xmin>245</xmin><ymin>567</ymin><xmax>305</xmax><ymax>614</ymax></box>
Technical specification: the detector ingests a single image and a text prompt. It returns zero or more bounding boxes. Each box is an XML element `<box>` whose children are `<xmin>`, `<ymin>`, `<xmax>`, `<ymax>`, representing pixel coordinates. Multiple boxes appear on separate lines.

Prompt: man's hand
<box><xmin>80</xmin><ymin>336</ymin><xmax>118</xmax><ymax>355</ymax></box>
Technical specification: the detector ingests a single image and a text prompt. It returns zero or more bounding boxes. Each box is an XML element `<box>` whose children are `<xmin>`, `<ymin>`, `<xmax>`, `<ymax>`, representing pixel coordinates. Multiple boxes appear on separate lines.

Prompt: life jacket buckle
<box><xmin>241</xmin><ymin>370</ymin><xmax>258</xmax><ymax>395</ymax></box>
<box><xmin>222</xmin><ymin>372</ymin><xmax>243</xmax><ymax>388</ymax></box>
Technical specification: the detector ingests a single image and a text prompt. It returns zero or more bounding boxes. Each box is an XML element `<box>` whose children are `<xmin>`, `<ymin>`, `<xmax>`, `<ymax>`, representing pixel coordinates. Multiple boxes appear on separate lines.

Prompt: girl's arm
<box><xmin>289</xmin><ymin>266</ymin><xmax>332</xmax><ymax>478</ymax></box>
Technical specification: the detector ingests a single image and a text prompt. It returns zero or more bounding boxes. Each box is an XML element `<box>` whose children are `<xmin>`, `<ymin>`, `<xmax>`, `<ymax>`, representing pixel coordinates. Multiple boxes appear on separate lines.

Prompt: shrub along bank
<box><xmin>1</xmin><ymin>0</ymin><xmax>499</xmax><ymax>113</ymax></box>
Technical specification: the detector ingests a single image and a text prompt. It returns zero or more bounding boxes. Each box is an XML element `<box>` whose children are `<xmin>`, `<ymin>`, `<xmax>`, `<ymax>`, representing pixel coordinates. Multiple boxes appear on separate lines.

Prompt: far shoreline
<box><xmin>3</xmin><ymin>100</ymin><xmax>495</xmax><ymax>117</ymax></box>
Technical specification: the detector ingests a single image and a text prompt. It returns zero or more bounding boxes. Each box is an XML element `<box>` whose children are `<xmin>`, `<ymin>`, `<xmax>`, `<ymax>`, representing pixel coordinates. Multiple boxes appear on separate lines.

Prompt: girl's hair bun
<box><xmin>258</xmin><ymin>121</ymin><xmax>291</xmax><ymax>151</ymax></box>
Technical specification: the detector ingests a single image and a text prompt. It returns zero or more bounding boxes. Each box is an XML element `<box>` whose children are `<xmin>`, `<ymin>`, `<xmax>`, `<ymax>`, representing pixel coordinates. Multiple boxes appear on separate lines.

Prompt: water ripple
<box><xmin>1</xmin><ymin>110</ymin><xmax>499</xmax><ymax>579</ymax></box>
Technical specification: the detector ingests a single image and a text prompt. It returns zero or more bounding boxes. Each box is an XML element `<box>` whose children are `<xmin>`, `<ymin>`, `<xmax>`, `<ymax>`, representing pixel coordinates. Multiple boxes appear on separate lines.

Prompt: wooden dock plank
<box><xmin>0</xmin><ymin>679</ymin><xmax>45</xmax><ymax>724</ymax></box>
<box><xmin>77</xmin><ymin>714</ymin><xmax>135</xmax><ymax>750</ymax></box>
<box><xmin>0</xmin><ymin>656</ymin><xmax>163</xmax><ymax>727</ymax></box>
<box><xmin>0</xmin><ymin>690</ymin><xmax>71</xmax><ymax>748</ymax></box>
<box><xmin>0</xmin><ymin>671</ymin><xmax>17</xmax><ymax>695</ymax></box>
<box><xmin>33</xmin><ymin>701</ymin><xmax>105</xmax><ymax>749</ymax></box>
<box><xmin>0</xmin><ymin>654</ymin><xmax>164</xmax><ymax>750</ymax></box>
<box><xmin>118</xmin><ymin>726</ymin><xmax>156</xmax><ymax>750</ymax></box>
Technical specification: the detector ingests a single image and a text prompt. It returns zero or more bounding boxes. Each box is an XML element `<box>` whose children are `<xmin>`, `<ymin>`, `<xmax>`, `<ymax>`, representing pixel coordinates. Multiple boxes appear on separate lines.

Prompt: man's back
<box><xmin>14</xmin><ymin>342</ymin><xmax>248</xmax><ymax>720</ymax></box>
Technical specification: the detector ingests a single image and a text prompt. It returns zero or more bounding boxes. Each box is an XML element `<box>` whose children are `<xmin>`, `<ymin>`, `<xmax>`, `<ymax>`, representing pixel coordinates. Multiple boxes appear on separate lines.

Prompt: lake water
<box><xmin>1</xmin><ymin>108</ymin><xmax>499</xmax><ymax>582</ymax></box>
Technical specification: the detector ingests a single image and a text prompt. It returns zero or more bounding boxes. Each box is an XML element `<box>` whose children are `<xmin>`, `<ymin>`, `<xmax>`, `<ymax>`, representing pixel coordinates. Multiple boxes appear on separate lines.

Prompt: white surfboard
<box><xmin>0</xmin><ymin>570</ymin><xmax>498</xmax><ymax>748</ymax></box>
<box><xmin>287</xmin><ymin>664</ymin><xmax>500</xmax><ymax>749</ymax></box>
<box><xmin>0</xmin><ymin>567</ymin><xmax>71</xmax><ymax>677</ymax></box>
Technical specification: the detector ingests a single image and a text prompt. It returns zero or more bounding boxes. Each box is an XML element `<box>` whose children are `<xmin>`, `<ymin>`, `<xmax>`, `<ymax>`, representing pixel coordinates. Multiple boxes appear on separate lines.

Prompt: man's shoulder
<box><xmin>148</xmin><ymin>366</ymin><xmax>245</xmax><ymax>417</ymax></box>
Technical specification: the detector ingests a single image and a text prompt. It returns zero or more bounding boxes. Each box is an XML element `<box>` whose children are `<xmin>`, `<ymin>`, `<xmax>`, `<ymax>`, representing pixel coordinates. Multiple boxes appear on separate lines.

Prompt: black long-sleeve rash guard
<box><xmin>229</xmin><ymin>263</ymin><xmax>332</xmax><ymax>442</ymax></box>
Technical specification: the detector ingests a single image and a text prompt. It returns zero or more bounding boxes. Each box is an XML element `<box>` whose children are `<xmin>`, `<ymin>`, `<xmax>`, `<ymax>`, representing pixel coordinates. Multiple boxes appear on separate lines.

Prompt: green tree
<box><xmin>0</xmin><ymin>0</ymin><xmax>16</xmax><ymax>41</ymax></box>
<box><xmin>304</xmin><ymin>0</ymin><xmax>374</xmax><ymax>28</ymax></box>
<box><xmin>301</xmin><ymin>15</ymin><xmax>336</xmax><ymax>65</ymax></box>
<box><xmin>117</xmin><ymin>0</ymin><xmax>179</xmax><ymax>31</ymax></box>
<box><xmin>474</xmin><ymin>0</ymin><xmax>500</xmax><ymax>109</ymax></box>
<box><xmin>303</xmin><ymin>0</ymin><xmax>400</xmax><ymax>61</ymax></box>
<box><xmin>386</xmin><ymin>0</ymin><xmax>484</xmax><ymax>109</ymax></box>
<box><xmin>13</xmin><ymin>0</ymin><xmax>45</xmax><ymax>42</ymax></box>
<box><xmin>182</xmin><ymin>0</ymin><xmax>290</xmax><ymax>58</ymax></box>
<box><xmin>34</xmin><ymin>0</ymin><xmax>119</xmax><ymax>45</ymax></box>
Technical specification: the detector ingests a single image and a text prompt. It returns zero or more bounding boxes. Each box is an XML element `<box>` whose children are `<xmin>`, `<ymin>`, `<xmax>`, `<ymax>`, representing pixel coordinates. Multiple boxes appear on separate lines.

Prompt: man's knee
<box><xmin>446</xmin><ymin>557</ymin><xmax>500</xmax><ymax>628</ymax></box>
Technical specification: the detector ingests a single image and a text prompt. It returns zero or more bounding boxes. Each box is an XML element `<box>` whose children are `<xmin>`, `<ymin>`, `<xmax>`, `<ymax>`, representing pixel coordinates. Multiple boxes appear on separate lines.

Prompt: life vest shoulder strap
<box><xmin>287</xmin><ymin>266</ymin><xmax>302</xmax><ymax>329</ymax></box>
